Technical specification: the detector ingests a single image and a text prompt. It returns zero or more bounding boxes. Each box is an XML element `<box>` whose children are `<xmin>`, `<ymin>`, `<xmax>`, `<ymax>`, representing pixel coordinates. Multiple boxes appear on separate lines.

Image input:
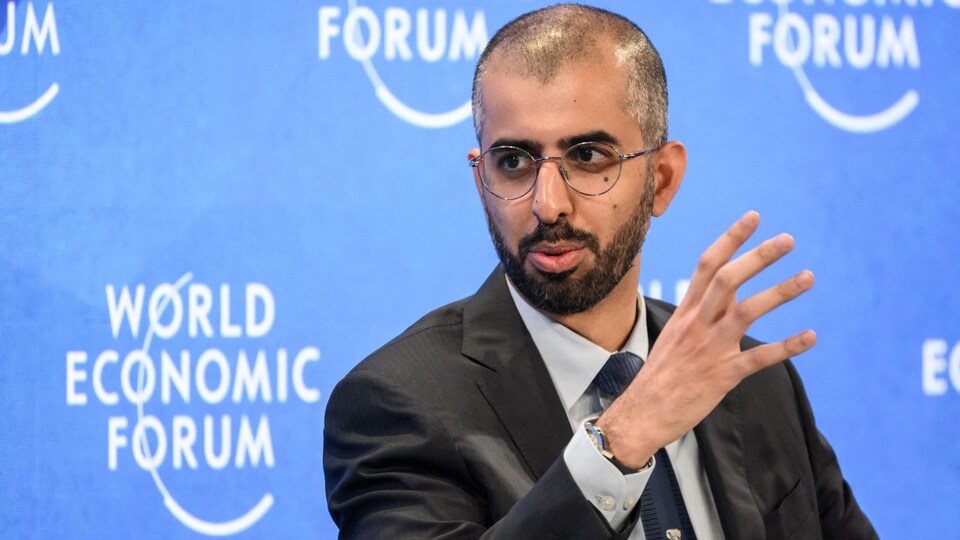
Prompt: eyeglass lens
<box><xmin>480</xmin><ymin>142</ymin><xmax>623</xmax><ymax>199</ymax></box>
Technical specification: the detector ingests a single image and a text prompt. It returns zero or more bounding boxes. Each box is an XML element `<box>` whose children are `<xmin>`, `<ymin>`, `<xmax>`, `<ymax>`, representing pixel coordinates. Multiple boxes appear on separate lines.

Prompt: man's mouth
<box><xmin>514</xmin><ymin>218</ymin><xmax>601</xmax><ymax>277</ymax></box>
<box><xmin>526</xmin><ymin>243</ymin><xmax>586</xmax><ymax>274</ymax></box>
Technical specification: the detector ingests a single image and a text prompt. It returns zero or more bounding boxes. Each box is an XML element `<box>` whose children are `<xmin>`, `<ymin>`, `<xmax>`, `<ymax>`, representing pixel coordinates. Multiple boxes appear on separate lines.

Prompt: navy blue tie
<box><xmin>594</xmin><ymin>351</ymin><xmax>643</xmax><ymax>396</ymax></box>
<box><xmin>594</xmin><ymin>352</ymin><xmax>697</xmax><ymax>540</ymax></box>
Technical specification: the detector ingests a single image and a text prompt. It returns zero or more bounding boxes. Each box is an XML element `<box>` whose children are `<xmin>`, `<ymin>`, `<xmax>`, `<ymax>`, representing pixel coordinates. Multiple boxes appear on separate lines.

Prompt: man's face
<box><xmin>470</xmin><ymin>50</ymin><xmax>660</xmax><ymax>315</ymax></box>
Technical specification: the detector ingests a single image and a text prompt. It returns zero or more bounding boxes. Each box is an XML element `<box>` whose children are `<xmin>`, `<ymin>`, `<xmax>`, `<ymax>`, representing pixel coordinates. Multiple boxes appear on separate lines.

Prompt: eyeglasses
<box><xmin>468</xmin><ymin>141</ymin><xmax>659</xmax><ymax>200</ymax></box>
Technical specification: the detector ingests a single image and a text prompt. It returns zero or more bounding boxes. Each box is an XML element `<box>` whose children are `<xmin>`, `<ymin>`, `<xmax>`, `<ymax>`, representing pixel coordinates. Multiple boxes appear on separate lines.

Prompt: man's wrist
<box><xmin>584</xmin><ymin>420</ymin><xmax>652</xmax><ymax>474</ymax></box>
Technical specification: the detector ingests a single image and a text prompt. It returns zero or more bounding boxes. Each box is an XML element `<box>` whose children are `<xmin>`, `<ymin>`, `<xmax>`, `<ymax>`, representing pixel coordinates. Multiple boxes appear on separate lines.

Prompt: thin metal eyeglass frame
<box><xmin>468</xmin><ymin>141</ymin><xmax>661</xmax><ymax>201</ymax></box>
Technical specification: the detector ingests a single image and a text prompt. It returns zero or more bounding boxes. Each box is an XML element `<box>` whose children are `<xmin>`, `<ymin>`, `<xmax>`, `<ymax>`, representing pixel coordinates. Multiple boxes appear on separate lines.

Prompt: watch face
<box><xmin>586</xmin><ymin>430</ymin><xmax>601</xmax><ymax>449</ymax></box>
<box><xmin>585</xmin><ymin>423</ymin><xmax>604</xmax><ymax>451</ymax></box>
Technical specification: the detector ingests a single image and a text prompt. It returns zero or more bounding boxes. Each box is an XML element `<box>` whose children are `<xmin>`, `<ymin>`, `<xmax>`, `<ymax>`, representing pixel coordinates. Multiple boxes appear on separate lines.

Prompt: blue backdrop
<box><xmin>2</xmin><ymin>0</ymin><xmax>958</xmax><ymax>537</ymax></box>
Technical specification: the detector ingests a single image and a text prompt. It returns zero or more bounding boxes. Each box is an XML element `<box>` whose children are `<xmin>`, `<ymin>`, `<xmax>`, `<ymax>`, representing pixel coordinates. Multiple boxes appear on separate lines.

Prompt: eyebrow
<box><xmin>557</xmin><ymin>130</ymin><xmax>620</xmax><ymax>149</ymax></box>
<box><xmin>488</xmin><ymin>130</ymin><xmax>622</xmax><ymax>156</ymax></box>
<box><xmin>488</xmin><ymin>138</ymin><xmax>543</xmax><ymax>155</ymax></box>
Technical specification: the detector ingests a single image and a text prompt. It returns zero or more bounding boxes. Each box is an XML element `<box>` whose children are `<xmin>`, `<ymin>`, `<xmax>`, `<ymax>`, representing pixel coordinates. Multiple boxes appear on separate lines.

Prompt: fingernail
<box><xmin>776</xmin><ymin>233</ymin><xmax>794</xmax><ymax>249</ymax></box>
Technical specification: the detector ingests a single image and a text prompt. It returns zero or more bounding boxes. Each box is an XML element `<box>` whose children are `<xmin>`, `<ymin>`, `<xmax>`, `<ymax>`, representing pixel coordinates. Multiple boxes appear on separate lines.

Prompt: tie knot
<box><xmin>594</xmin><ymin>351</ymin><xmax>644</xmax><ymax>397</ymax></box>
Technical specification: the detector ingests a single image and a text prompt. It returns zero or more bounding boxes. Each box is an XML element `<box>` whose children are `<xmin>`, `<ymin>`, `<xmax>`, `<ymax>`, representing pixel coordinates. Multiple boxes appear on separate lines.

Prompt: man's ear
<box><xmin>468</xmin><ymin>149</ymin><xmax>484</xmax><ymax>197</ymax></box>
<box><xmin>651</xmin><ymin>141</ymin><xmax>687</xmax><ymax>217</ymax></box>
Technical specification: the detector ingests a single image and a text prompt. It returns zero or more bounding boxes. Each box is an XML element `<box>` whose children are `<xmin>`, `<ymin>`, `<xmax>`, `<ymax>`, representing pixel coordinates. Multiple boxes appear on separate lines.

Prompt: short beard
<box><xmin>486</xmin><ymin>164</ymin><xmax>656</xmax><ymax>315</ymax></box>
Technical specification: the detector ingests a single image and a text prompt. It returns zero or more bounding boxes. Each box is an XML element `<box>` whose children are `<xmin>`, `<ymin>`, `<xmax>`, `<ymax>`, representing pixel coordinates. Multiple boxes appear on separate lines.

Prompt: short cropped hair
<box><xmin>471</xmin><ymin>4</ymin><xmax>668</xmax><ymax>148</ymax></box>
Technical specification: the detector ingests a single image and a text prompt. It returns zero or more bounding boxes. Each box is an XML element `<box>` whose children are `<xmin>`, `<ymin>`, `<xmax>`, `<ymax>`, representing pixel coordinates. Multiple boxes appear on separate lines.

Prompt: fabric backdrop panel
<box><xmin>1</xmin><ymin>1</ymin><xmax>957</xmax><ymax>537</ymax></box>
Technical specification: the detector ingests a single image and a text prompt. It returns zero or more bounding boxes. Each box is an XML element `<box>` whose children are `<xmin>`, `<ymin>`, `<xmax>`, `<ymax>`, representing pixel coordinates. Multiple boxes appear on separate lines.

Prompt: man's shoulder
<box><xmin>348</xmin><ymin>269</ymin><xmax>517</xmax><ymax>377</ymax></box>
<box><xmin>349</xmin><ymin>293</ymin><xmax>477</xmax><ymax>378</ymax></box>
<box><xmin>329</xmin><ymin>289</ymin><xmax>503</xmax><ymax>422</ymax></box>
<box><xmin>382</xmin><ymin>295</ymin><xmax>472</xmax><ymax>352</ymax></box>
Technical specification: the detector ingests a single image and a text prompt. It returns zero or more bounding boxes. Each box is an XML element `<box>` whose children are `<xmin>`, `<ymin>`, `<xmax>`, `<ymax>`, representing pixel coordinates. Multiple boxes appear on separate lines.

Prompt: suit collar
<box><xmin>461</xmin><ymin>268</ymin><xmax>524</xmax><ymax>371</ymax></box>
<box><xmin>463</xmin><ymin>268</ymin><xmax>573</xmax><ymax>479</ymax></box>
<box><xmin>505</xmin><ymin>277</ymin><xmax>651</xmax><ymax>414</ymax></box>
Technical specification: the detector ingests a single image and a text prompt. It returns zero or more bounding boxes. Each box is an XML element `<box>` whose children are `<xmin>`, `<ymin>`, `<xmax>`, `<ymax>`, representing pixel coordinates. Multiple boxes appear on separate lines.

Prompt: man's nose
<box><xmin>531</xmin><ymin>159</ymin><xmax>574</xmax><ymax>224</ymax></box>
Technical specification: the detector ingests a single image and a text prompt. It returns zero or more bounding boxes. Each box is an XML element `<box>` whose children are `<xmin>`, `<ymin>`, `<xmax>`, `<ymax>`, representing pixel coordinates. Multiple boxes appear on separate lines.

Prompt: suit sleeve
<box><xmin>323</xmin><ymin>368</ymin><xmax>636</xmax><ymax>539</ymax></box>
<box><xmin>784</xmin><ymin>361</ymin><xmax>879</xmax><ymax>539</ymax></box>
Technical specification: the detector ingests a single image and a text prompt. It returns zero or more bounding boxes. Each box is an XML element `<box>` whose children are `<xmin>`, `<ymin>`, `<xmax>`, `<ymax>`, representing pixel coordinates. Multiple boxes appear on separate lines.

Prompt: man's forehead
<box><xmin>477</xmin><ymin>57</ymin><xmax>635</xmax><ymax>149</ymax></box>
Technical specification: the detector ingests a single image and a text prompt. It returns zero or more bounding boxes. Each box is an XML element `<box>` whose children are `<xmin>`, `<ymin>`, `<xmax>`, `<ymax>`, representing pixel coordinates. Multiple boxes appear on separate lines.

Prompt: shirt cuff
<box><xmin>563</xmin><ymin>419</ymin><xmax>655</xmax><ymax>530</ymax></box>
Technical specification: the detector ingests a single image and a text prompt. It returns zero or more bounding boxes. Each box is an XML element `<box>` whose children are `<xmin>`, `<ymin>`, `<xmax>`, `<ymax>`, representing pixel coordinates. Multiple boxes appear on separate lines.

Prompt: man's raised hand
<box><xmin>597</xmin><ymin>211</ymin><xmax>816</xmax><ymax>469</ymax></box>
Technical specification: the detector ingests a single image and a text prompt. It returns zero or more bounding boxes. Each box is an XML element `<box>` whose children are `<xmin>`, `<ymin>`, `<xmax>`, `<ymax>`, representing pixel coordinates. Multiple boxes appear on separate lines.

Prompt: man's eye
<box><xmin>568</xmin><ymin>144</ymin><xmax>616</xmax><ymax>169</ymax></box>
<box><xmin>492</xmin><ymin>150</ymin><xmax>533</xmax><ymax>173</ymax></box>
<box><xmin>502</xmin><ymin>155</ymin><xmax>523</xmax><ymax>169</ymax></box>
<box><xmin>575</xmin><ymin>147</ymin><xmax>596</xmax><ymax>162</ymax></box>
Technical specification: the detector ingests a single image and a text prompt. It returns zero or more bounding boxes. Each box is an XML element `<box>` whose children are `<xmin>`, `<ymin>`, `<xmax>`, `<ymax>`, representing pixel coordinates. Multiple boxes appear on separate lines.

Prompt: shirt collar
<box><xmin>505</xmin><ymin>276</ymin><xmax>650</xmax><ymax>414</ymax></box>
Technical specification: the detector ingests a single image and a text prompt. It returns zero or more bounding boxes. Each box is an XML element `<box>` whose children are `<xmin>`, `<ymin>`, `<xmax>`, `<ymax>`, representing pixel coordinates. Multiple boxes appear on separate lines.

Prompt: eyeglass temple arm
<box><xmin>620</xmin><ymin>144</ymin><xmax>661</xmax><ymax>161</ymax></box>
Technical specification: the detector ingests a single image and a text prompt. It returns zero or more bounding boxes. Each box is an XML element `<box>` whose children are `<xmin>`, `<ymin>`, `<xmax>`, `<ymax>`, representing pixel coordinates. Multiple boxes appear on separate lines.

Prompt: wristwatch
<box><xmin>584</xmin><ymin>420</ymin><xmax>652</xmax><ymax>473</ymax></box>
<box><xmin>584</xmin><ymin>421</ymin><xmax>615</xmax><ymax>459</ymax></box>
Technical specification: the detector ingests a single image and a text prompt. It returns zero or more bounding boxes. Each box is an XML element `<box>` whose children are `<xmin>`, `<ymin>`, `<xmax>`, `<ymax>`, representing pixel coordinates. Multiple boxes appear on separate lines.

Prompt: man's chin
<box><xmin>528</xmin><ymin>265</ymin><xmax>578</xmax><ymax>282</ymax></box>
<box><xmin>507</xmin><ymin>269</ymin><xmax>597</xmax><ymax>315</ymax></box>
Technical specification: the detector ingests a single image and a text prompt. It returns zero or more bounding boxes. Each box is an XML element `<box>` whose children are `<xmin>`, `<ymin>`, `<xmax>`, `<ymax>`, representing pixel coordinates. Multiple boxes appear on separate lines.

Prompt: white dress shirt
<box><xmin>506</xmin><ymin>277</ymin><xmax>725</xmax><ymax>539</ymax></box>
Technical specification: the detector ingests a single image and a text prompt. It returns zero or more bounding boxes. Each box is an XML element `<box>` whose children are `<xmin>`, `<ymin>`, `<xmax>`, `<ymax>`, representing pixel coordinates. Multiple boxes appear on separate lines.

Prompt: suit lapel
<box><xmin>646</xmin><ymin>299</ymin><xmax>765</xmax><ymax>539</ymax></box>
<box><xmin>462</xmin><ymin>269</ymin><xmax>573</xmax><ymax>480</ymax></box>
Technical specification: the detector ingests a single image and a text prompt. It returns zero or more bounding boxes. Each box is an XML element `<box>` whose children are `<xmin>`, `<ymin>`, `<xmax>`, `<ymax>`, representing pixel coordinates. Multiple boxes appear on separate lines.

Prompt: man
<box><xmin>324</xmin><ymin>4</ymin><xmax>876</xmax><ymax>539</ymax></box>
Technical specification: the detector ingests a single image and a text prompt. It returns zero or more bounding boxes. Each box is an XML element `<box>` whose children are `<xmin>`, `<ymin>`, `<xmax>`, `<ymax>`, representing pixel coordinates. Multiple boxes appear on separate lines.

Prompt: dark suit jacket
<box><xmin>324</xmin><ymin>269</ymin><xmax>877</xmax><ymax>539</ymax></box>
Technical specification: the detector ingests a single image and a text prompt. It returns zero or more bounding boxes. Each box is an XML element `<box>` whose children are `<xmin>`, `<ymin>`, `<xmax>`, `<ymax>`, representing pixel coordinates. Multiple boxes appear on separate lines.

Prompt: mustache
<box><xmin>517</xmin><ymin>218</ymin><xmax>600</xmax><ymax>261</ymax></box>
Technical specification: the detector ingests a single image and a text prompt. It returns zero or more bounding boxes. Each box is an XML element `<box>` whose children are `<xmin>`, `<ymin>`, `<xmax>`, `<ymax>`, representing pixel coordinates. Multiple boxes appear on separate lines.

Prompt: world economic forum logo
<box><xmin>66</xmin><ymin>273</ymin><xmax>322</xmax><ymax>536</ymax></box>
<box><xmin>0</xmin><ymin>1</ymin><xmax>59</xmax><ymax>124</ymax></box>
<box><xmin>712</xmin><ymin>0</ymin><xmax>959</xmax><ymax>133</ymax></box>
<box><xmin>317</xmin><ymin>1</ymin><xmax>488</xmax><ymax>128</ymax></box>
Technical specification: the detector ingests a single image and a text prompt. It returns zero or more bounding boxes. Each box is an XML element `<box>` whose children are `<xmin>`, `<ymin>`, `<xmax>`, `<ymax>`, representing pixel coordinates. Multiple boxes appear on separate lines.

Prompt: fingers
<box><xmin>730</xmin><ymin>270</ymin><xmax>814</xmax><ymax>332</ymax></box>
<box><xmin>736</xmin><ymin>330</ymin><xmax>817</xmax><ymax>375</ymax></box>
<box><xmin>682</xmin><ymin>211</ymin><xmax>760</xmax><ymax>309</ymax></box>
<box><xmin>698</xmin><ymin>233</ymin><xmax>796</xmax><ymax>319</ymax></box>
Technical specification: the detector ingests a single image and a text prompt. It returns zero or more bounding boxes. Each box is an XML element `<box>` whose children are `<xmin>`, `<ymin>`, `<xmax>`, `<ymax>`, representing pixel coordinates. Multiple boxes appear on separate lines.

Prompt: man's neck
<box><xmin>535</xmin><ymin>265</ymin><xmax>641</xmax><ymax>352</ymax></box>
